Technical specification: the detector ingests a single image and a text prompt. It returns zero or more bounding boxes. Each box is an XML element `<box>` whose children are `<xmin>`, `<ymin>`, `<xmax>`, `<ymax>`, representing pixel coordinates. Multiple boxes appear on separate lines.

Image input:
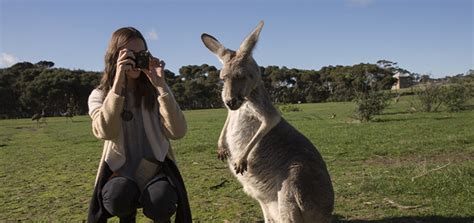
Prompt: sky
<box><xmin>0</xmin><ymin>0</ymin><xmax>472</xmax><ymax>78</ymax></box>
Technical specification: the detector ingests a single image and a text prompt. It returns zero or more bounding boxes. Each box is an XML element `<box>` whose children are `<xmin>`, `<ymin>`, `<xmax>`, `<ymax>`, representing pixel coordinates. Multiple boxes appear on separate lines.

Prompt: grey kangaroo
<box><xmin>201</xmin><ymin>21</ymin><xmax>334</xmax><ymax>223</ymax></box>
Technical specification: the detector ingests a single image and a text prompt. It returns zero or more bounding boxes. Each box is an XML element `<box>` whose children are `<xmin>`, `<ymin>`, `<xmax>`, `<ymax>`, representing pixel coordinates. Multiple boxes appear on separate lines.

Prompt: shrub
<box><xmin>441</xmin><ymin>84</ymin><xmax>470</xmax><ymax>112</ymax></box>
<box><xmin>415</xmin><ymin>82</ymin><xmax>443</xmax><ymax>112</ymax></box>
<box><xmin>353</xmin><ymin>89</ymin><xmax>391</xmax><ymax>122</ymax></box>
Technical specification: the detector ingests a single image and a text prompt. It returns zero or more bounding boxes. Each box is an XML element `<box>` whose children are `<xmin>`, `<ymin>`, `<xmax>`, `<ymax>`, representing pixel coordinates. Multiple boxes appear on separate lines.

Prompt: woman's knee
<box><xmin>141</xmin><ymin>179</ymin><xmax>178</xmax><ymax>221</ymax></box>
<box><xmin>102</xmin><ymin>177</ymin><xmax>139</xmax><ymax>217</ymax></box>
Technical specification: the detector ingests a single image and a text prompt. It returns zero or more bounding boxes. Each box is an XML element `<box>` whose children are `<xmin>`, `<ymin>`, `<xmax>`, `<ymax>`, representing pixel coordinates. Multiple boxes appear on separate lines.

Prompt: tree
<box><xmin>376</xmin><ymin>59</ymin><xmax>397</xmax><ymax>69</ymax></box>
<box><xmin>0</xmin><ymin>59</ymin><xmax>412</xmax><ymax>117</ymax></box>
<box><xmin>353</xmin><ymin>88</ymin><xmax>391</xmax><ymax>122</ymax></box>
<box><xmin>420</xmin><ymin>74</ymin><xmax>431</xmax><ymax>83</ymax></box>
<box><xmin>35</xmin><ymin>61</ymin><xmax>55</xmax><ymax>68</ymax></box>
<box><xmin>441</xmin><ymin>84</ymin><xmax>470</xmax><ymax>112</ymax></box>
<box><xmin>351</xmin><ymin>68</ymin><xmax>392</xmax><ymax>122</ymax></box>
<box><xmin>415</xmin><ymin>82</ymin><xmax>443</xmax><ymax>112</ymax></box>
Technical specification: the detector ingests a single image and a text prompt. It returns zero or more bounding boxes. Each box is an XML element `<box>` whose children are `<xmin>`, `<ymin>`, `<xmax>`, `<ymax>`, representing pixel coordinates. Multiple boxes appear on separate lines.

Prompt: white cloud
<box><xmin>346</xmin><ymin>0</ymin><xmax>374</xmax><ymax>7</ymax></box>
<box><xmin>147</xmin><ymin>29</ymin><xmax>158</xmax><ymax>41</ymax></box>
<box><xmin>0</xmin><ymin>53</ymin><xmax>19</xmax><ymax>67</ymax></box>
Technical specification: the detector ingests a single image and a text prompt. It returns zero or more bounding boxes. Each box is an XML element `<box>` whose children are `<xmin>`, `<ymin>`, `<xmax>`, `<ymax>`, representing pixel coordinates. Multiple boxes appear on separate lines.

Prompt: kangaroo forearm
<box><xmin>218</xmin><ymin>126</ymin><xmax>228</xmax><ymax>145</ymax></box>
<box><xmin>218</xmin><ymin>114</ymin><xmax>231</xmax><ymax>147</ymax></box>
<box><xmin>242</xmin><ymin>115</ymin><xmax>280</xmax><ymax>159</ymax></box>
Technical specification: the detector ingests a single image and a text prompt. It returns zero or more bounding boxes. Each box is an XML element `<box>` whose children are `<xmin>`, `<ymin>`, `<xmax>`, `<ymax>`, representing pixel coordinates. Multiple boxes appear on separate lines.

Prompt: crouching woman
<box><xmin>87</xmin><ymin>27</ymin><xmax>191</xmax><ymax>223</ymax></box>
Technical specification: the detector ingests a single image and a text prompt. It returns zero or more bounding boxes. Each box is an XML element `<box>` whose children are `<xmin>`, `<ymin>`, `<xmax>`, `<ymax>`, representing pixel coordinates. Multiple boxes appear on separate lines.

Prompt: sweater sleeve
<box><xmin>88</xmin><ymin>89</ymin><xmax>125</xmax><ymax>140</ymax></box>
<box><xmin>157</xmin><ymin>85</ymin><xmax>187</xmax><ymax>140</ymax></box>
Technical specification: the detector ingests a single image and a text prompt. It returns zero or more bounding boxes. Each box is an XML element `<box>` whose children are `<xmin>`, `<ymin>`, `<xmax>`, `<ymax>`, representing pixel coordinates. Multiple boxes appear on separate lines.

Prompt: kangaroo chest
<box><xmin>223</xmin><ymin>104</ymin><xmax>284</xmax><ymax>201</ymax></box>
<box><xmin>225</xmin><ymin>105</ymin><xmax>261</xmax><ymax>159</ymax></box>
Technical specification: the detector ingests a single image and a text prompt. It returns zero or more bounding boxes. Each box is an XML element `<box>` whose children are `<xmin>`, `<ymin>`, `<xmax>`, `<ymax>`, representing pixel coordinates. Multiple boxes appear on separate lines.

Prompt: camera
<box><xmin>133</xmin><ymin>51</ymin><xmax>150</xmax><ymax>69</ymax></box>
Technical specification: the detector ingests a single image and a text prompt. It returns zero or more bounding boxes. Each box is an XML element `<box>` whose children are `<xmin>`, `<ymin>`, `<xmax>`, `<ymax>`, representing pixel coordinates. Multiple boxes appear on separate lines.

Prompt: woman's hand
<box><xmin>112</xmin><ymin>49</ymin><xmax>135</xmax><ymax>95</ymax></box>
<box><xmin>142</xmin><ymin>55</ymin><xmax>167</xmax><ymax>95</ymax></box>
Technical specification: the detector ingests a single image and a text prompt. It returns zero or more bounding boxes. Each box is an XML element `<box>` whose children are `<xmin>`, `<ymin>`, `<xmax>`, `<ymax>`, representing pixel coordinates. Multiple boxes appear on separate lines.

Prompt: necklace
<box><xmin>121</xmin><ymin>77</ymin><xmax>133</xmax><ymax>121</ymax></box>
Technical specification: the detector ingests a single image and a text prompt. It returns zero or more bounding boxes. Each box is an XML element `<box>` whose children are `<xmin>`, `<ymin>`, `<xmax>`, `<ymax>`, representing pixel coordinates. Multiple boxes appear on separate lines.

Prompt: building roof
<box><xmin>393</xmin><ymin>71</ymin><xmax>411</xmax><ymax>78</ymax></box>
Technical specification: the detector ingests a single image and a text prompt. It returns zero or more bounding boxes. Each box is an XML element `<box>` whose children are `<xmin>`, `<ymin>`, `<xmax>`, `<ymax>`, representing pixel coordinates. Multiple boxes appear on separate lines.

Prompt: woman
<box><xmin>87</xmin><ymin>27</ymin><xmax>192</xmax><ymax>223</ymax></box>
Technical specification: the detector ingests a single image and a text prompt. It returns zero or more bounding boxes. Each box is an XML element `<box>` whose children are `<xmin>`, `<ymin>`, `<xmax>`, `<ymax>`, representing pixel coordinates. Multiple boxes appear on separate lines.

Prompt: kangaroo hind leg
<box><xmin>258</xmin><ymin>200</ymin><xmax>277</xmax><ymax>223</ymax></box>
<box><xmin>277</xmin><ymin>180</ymin><xmax>303</xmax><ymax>223</ymax></box>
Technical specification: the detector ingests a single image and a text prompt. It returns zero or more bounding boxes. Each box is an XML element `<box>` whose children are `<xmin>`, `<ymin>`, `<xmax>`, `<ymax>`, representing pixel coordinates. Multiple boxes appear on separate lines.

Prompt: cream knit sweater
<box><xmin>88</xmin><ymin>86</ymin><xmax>187</xmax><ymax>186</ymax></box>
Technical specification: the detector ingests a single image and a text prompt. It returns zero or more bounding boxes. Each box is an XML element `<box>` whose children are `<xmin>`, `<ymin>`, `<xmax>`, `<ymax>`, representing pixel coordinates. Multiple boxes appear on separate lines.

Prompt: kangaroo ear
<box><xmin>201</xmin><ymin>33</ymin><xmax>231</xmax><ymax>64</ymax></box>
<box><xmin>237</xmin><ymin>21</ymin><xmax>264</xmax><ymax>58</ymax></box>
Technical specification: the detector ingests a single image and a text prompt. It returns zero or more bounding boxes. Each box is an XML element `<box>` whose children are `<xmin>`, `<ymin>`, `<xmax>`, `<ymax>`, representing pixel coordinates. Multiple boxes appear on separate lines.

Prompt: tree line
<box><xmin>1</xmin><ymin>60</ymin><xmax>413</xmax><ymax>119</ymax></box>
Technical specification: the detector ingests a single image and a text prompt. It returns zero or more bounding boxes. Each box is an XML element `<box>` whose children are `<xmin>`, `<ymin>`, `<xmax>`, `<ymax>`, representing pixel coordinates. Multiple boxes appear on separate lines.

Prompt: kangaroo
<box><xmin>201</xmin><ymin>21</ymin><xmax>334</xmax><ymax>223</ymax></box>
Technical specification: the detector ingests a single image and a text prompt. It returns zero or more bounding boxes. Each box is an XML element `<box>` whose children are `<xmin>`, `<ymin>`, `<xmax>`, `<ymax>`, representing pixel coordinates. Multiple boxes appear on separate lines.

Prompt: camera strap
<box><xmin>121</xmin><ymin>76</ymin><xmax>133</xmax><ymax>121</ymax></box>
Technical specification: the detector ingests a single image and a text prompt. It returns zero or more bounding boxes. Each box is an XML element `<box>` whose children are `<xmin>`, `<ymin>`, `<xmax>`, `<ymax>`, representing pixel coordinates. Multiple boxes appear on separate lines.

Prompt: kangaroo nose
<box><xmin>226</xmin><ymin>98</ymin><xmax>238</xmax><ymax>108</ymax></box>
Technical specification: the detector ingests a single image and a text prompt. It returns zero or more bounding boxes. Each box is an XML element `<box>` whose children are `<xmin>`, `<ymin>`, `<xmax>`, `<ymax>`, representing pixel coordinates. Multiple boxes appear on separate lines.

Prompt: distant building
<box><xmin>391</xmin><ymin>72</ymin><xmax>414</xmax><ymax>90</ymax></box>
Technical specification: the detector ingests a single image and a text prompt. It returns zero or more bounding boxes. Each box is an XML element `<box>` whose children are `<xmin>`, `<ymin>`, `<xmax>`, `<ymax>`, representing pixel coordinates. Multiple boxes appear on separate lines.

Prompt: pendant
<box><xmin>121</xmin><ymin>110</ymin><xmax>133</xmax><ymax>121</ymax></box>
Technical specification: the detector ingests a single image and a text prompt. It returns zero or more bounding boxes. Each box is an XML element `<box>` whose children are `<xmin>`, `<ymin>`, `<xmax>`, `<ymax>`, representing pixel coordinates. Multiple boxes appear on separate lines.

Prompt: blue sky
<box><xmin>1</xmin><ymin>0</ymin><xmax>472</xmax><ymax>78</ymax></box>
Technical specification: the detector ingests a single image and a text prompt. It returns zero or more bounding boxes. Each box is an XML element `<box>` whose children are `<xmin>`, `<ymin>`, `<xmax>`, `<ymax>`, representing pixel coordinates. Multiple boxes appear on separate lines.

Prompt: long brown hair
<box><xmin>98</xmin><ymin>27</ymin><xmax>157</xmax><ymax>110</ymax></box>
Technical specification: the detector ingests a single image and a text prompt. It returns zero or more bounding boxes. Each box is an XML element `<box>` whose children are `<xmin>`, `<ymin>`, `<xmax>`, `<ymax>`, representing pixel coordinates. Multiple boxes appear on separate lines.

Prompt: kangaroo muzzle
<box><xmin>225</xmin><ymin>96</ymin><xmax>244</xmax><ymax>110</ymax></box>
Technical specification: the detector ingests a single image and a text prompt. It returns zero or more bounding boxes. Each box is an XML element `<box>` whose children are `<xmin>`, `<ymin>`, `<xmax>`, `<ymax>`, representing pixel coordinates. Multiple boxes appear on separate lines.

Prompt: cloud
<box><xmin>147</xmin><ymin>29</ymin><xmax>158</xmax><ymax>41</ymax></box>
<box><xmin>0</xmin><ymin>53</ymin><xmax>18</xmax><ymax>67</ymax></box>
<box><xmin>346</xmin><ymin>0</ymin><xmax>374</xmax><ymax>7</ymax></box>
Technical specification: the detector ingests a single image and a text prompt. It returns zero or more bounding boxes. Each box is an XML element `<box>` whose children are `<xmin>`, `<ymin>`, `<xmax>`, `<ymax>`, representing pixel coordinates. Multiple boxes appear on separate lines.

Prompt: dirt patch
<box><xmin>364</xmin><ymin>151</ymin><xmax>474</xmax><ymax>166</ymax></box>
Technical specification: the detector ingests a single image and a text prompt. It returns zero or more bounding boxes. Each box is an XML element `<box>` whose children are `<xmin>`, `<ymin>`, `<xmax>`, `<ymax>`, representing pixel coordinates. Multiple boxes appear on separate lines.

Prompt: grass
<box><xmin>0</xmin><ymin>95</ymin><xmax>473</xmax><ymax>222</ymax></box>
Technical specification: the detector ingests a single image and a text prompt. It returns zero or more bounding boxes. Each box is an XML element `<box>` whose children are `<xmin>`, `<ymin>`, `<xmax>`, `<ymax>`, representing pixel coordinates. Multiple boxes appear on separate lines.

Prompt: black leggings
<box><xmin>102</xmin><ymin>176</ymin><xmax>178</xmax><ymax>222</ymax></box>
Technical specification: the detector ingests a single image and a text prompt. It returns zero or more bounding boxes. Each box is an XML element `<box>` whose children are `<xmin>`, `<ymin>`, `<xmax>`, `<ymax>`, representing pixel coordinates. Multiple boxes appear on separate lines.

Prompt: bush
<box><xmin>415</xmin><ymin>82</ymin><xmax>443</xmax><ymax>112</ymax></box>
<box><xmin>441</xmin><ymin>84</ymin><xmax>470</xmax><ymax>112</ymax></box>
<box><xmin>353</xmin><ymin>89</ymin><xmax>391</xmax><ymax>122</ymax></box>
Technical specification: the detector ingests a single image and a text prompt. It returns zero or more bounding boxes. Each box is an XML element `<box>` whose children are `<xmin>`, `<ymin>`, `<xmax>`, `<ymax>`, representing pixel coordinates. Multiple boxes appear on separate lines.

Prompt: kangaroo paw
<box><xmin>234</xmin><ymin>159</ymin><xmax>248</xmax><ymax>175</ymax></box>
<box><xmin>217</xmin><ymin>146</ymin><xmax>230</xmax><ymax>161</ymax></box>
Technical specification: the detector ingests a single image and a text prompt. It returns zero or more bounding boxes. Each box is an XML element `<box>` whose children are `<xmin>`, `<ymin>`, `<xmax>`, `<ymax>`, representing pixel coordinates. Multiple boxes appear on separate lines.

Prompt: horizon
<box><xmin>1</xmin><ymin>0</ymin><xmax>473</xmax><ymax>78</ymax></box>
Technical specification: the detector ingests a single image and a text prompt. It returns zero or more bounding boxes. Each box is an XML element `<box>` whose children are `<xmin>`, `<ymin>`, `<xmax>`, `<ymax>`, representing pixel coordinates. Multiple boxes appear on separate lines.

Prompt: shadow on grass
<box><xmin>379</xmin><ymin>111</ymin><xmax>413</xmax><ymax>116</ymax></box>
<box><xmin>253</xmin><ymin>216</ymin><xmax>473</xmax><ymax>223</ymax></box>
<box><xmin>462</xmin><ymin>104</ymin><xmax>474</xmax><ymax>111</ymax></box>
<box><xmin>372</xmin><ymin>115</ymin><xmax>453</xmax><ymax>123</ymax></box>
<box><xmin>333</xmin><ymin>215</ymin><xmax>474</xmax><ymax>223</ymax></box>
<box><xmin>53</xmin><ymin>119</ymin><xmax>89</xmax><ymax>123</ymax></box>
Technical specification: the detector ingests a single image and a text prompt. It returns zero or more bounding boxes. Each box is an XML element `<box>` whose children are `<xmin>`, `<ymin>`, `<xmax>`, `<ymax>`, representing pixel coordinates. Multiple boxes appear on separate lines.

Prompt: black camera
<box><xmin>133</xmin><ymin>51</ymin><xmax>150</xmax><ymax>69</ymax></box>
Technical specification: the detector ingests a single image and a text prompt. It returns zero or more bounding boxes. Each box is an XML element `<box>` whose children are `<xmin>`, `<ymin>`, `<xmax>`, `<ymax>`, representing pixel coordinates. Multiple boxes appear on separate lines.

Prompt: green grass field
<box><xmin>1</xmin><ymin>96</ymin><xmax>473</xmax><ymax>222</ymax></box>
